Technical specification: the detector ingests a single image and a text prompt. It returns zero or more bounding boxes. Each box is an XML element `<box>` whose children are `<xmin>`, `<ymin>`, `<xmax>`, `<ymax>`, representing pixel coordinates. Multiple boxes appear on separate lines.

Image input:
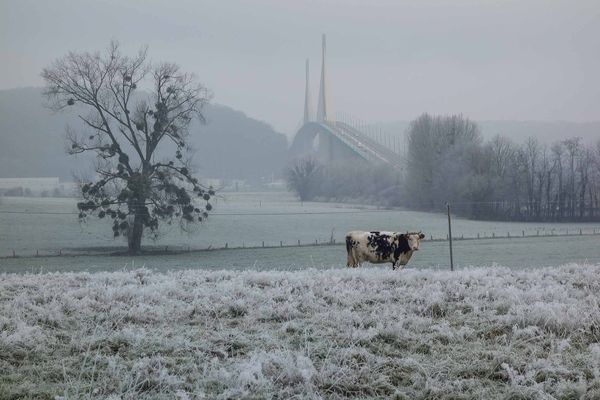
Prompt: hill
<box><xmin>0</xmin><ymin>87</ymin><xmax>288</xmax><ymax>182</ymax></box>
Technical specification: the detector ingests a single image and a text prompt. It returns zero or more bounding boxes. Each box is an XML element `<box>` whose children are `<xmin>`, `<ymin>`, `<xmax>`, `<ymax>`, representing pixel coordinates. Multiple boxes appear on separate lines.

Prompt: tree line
<box><xmin>287</xmin><ymin>114</ymin><xmax>600</xmax><ymax>222</ymax></box>
<box><xmin>285</xmin><ymin>158</ymin><xmax>402</xmax><ymax>206</ymax></box>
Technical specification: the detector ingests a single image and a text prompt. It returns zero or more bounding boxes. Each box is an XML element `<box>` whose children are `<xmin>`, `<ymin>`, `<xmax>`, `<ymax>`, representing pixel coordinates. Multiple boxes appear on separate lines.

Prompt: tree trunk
<box><xmin>545</xmin><ymin>172</ymin><xmax>552</xmax><ymax>220</ymax></box>
<box><xmin>578</xmin><ymin>152</ymin><xmax>589</xmax><ymax>220</ymax></box>
<box><xmin>557</xmin><ymin>167</ymin><xmax>564</xmax><ymax>220</ymax></box>
<box><xmin>128</xmin><ymin>210</ymin><xmax>144</xmax><ymax>254</ymax></box>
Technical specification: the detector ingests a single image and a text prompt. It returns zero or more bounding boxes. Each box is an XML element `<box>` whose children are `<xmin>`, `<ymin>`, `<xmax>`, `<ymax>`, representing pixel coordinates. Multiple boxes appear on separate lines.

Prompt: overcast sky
<box><xmin>1</xmin><ymin>0</ymin><xmax>599</xmax><ymax>135</ymax></box>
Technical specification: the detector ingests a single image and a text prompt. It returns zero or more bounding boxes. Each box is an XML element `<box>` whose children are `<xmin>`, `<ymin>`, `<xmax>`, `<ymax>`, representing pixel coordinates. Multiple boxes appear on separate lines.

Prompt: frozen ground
<box><xmin>2</xmin><ymin>193</ymin><xmax>599</xmax><ymax>256</ymax></box>
<box><xmin>1</xmin><ymin>264</ymin><xmax>600</xmax><ymax>399</ymax></box>
<box><xmin>2</xmin><ymin>193</ymin><xmax>600</xmax><ymax>274</ymax></box>
<box><xmin>3</xmin><ymin>234</ymin><xmax>600</xmax><ymax>274</ymax></box>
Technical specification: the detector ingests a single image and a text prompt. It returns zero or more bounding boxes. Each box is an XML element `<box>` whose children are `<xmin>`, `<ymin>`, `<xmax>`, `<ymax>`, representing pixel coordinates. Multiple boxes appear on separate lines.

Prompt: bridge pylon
<box><xmin>316</xmin><ymin>34</ymin><xmax>333</xmax><ymax>124</ymax></box>
<box><xmin>290</xmin><ymin>35</ymin><xmax>404</xmax><ymax>171</ymax></box>
<box><xmin>303</xmin><ymin>59</ymin><xmax>312</xmax><ymax>124</ymax></box>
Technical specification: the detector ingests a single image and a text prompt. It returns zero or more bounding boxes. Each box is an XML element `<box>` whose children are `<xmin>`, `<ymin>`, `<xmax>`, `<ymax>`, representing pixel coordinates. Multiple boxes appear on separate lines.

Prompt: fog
<box><xmin>3</xmin><ymin>3</ymin><xmax>600</xmax><ymax>397</ymax></box>
<box><xmin>2</xmin><ymin>0</ymin><xmax>600</xmax><ymax>135</ymax></box>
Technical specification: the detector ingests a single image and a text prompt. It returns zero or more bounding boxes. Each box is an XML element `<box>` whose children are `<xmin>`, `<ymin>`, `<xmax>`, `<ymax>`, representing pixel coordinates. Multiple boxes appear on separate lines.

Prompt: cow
<box><xmin>345</xmin><ymin>230</ymin><xmax>425</xmax><ymax>270</ymax></box>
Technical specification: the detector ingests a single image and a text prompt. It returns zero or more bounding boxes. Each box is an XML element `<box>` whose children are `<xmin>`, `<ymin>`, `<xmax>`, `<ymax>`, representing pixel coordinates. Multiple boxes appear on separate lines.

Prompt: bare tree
<box><xmin>42</xmin><ymin>42</ymin><xmax>213</xmax><ymax>254</ymax></box>
<box><xmin>577</xmin><ymin>148</ymin><xmax>593</xmax><ymax>219</ymax></box>
<box><xmin>523</xmin><ymin>137</ymin><xmax>540</xmax><ymax>218</ymax></box>
<box><xmin>405</xmin><ymin>114</ymin><xmax>436</xmax><ymax>208</ymax></box>
<box><xmin>563</xmin><ymin>137</ymin><xmax>581</xmax><ymax>218</ymax></box>
<box><xmin>551</xmin><ymin>142</ymin><xmax>565</xmax><ymax>219</ymax></box>
<box><xmin>593</xmin><ymin>141</ymin><xmax>600</xmax><ymax>218</ymax></box>
<box><xmin>405</xmin><ymin>113</ymin><xmax>481</xmax><ymax>210</ymax></box>
<box><xmin>488</xmin><ymin>135</ymin><xmax>514</xmax><ymax>178</ymax></box>
<box><xmin>486</xmin><ymin>135</ymin><xmax>516</xmax><ymax>217</ymax></box>
<box><xmin>285</xmin><ymin>157</ymin><xmax>322</xmax><ymax>202</ymax></box>
<box><xmin>539</xmin><ymin>145</ymin><xmax>555</xmax><ymax>220</ymax></box>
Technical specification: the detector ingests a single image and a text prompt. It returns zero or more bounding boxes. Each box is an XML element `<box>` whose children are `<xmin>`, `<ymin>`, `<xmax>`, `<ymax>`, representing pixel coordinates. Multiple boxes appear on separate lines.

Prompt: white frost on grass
<box><xmin>1</xmin><ymin>264</ymin><xmax>600</xmax><ymax>399</ymax></box>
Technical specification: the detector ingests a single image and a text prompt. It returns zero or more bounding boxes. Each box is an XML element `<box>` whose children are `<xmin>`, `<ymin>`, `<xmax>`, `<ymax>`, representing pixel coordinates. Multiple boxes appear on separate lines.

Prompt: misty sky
<box><xmin>1</xmin><ymin>0</ymin><xmax>599</xmax><ymax>135</ymax></box>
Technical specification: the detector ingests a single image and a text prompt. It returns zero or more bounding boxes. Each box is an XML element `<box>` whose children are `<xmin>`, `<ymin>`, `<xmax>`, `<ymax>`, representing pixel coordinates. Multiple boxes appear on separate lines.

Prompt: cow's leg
<box><xmin>348</xmin><ymin>255</ymin><xmax>358</xmax><ymax>268</ymax></box>
<box><xmin>352</xmin><ymin>250</ymin><xmax>360</xmax><ymax>268</ymax></box>
<box><xmin>346</xmin><ymin>248</ymin><xmax>356</xmax><ymax>268</ymax></box>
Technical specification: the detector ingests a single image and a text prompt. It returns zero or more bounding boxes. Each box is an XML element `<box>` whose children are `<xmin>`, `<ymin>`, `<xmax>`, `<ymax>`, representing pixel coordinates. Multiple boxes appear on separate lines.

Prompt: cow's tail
<box><xmin>345</xmin><ymin>235</ymin><xmax>355</xmax><ymax>267</ymax></box>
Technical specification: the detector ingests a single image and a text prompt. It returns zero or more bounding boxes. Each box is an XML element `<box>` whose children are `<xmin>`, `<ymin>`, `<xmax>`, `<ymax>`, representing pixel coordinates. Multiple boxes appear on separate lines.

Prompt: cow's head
<box><xmin>406</xmin><ymin>231</ymin><xmax>425</xmax><ymax>251</ymax></box>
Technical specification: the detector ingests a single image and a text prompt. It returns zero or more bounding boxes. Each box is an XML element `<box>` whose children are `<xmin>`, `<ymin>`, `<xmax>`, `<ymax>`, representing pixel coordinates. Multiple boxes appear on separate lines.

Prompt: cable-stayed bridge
<box><xmin>289</xmin><ymin>35</ymin><xmax>405</xmax><ymax>171</ymax></box>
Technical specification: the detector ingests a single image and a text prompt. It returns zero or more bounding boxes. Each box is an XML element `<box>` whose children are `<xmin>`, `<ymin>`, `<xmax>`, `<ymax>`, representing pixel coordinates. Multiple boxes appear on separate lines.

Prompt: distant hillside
<box><xmin>0</xmin><ymin>87</ymin><xmax>86</xmax><ymax>180</ymax></box>
<box><xmin>0</xmin><ymin>87</ymin><xmax>288</xmax><ymax>181</ymax></box>
<box><xmin>477</xmin><ymin>120</ymin><xmax>600</xmax><ymax>144</ymax></box>
<box><xmin>194</xmin><ymin>104</ymin><xmax>287</xmax><ymax>181</ymax></box>
<box><xmin>379</xmin><ymin>119</ymin><xmax>600</xmax><ymax>144</ymax></box>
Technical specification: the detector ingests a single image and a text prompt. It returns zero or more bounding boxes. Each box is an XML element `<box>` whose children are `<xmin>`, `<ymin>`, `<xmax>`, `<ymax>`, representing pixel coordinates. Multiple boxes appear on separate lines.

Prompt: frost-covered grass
<box><xmin>3</xmin><ymin>194</ymin><xmax>599</xmax><ymax>256</ymax></box>
<box><xmin>1</xmin><ymin>265</ymin><xmax>600</xmax><ymax>399</ymax></box>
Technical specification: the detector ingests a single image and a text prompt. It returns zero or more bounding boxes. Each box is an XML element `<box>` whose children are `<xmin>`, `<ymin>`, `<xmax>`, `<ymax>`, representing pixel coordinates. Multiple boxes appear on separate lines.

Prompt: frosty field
<box><xmin>2</xmin><ymin>264</ymin><xmax>600</xmax><ymax>399</ymax></box>
<box><xmin>1</xmin><ymin>192</ymin><xmax>600</xmax><ymax>273</ymax></box>
<box><xmin>2</xmin><ymin>191</ymin><xmax>600</xmax><ymax>398</ymax></box>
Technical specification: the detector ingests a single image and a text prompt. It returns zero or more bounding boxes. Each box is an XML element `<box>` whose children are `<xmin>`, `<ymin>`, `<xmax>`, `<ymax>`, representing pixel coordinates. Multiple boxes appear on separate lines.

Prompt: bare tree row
<box><xmin>405</xmin><ymin>114</ymin><xmax>600</xmax><ymax>221</ymax></box>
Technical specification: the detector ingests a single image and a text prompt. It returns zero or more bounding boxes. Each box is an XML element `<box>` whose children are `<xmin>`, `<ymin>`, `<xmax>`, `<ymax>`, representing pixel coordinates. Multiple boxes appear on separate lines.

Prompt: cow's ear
<box><xmin>419</xmin><ymin>233</ymin><xmax>425</xmax><ymax>239</ymax></box>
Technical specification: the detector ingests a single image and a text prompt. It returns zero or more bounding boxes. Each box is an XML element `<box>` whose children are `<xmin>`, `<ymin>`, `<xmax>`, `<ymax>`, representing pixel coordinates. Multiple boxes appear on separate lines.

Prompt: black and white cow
<box><xmin>345</xmin><ymin>230</ymin><xmax>425</xmax><ymax>270</ymax></box>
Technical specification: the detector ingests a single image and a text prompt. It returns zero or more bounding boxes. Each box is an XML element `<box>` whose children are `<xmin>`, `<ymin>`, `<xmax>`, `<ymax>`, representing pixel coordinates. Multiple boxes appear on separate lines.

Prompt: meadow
<box><xmin>2</xmin><ymin>192</ymin><xmax>600</xmax><ymax>399</ymax></box>
<box><xmin>1</xmin><ymin>192</ymin><xmax>600</xmax><ymax>273</ymax></box>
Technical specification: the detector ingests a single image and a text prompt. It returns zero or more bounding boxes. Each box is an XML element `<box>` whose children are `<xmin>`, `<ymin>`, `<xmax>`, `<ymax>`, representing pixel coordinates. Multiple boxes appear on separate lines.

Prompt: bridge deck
<box><xmin>325</xmin><ymin>121</ymin><xmax>405</xmax><ymax>170</ymax></box>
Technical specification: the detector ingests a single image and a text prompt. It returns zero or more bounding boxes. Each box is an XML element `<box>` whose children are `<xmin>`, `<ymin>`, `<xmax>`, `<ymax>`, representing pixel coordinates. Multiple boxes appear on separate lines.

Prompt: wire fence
<box><xmin>0</xmin><ymin>209</ymin><xmax>405</xmax><ymax>216</ymax></box>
